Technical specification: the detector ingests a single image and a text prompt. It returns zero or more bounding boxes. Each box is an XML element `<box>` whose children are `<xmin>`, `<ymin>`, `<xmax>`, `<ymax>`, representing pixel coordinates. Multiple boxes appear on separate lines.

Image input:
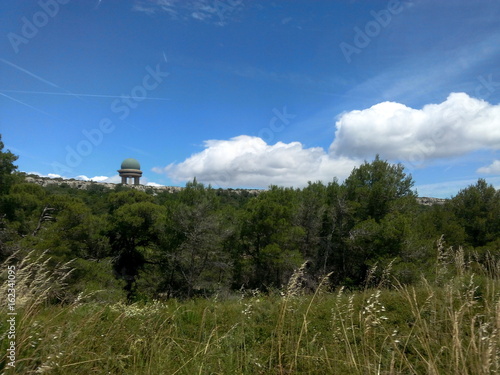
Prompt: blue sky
<box><xmin>1</xmin><ymin>0</ymin><xmax>500</xmax><ymax>197</ymax></box>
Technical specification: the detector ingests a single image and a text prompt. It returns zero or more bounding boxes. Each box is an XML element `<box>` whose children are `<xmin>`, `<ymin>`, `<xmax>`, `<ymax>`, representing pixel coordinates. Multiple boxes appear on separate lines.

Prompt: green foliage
<box><xmin>449</xmin><ymin>179</ymin><xmax>500</xmax><ymax>247</ymax></box>
<box><xmin>2</xmin><ymin>133</ymin><xmax>500</xmax><ymax>372</ymax></box>
<box><xmin>109</xmin><ymin>201</ymin><xmax>166</xmax><ymax>297</ymax></box>
<box><xmin>0</xmin><ymin>135</ymin><xmax>498</xmax><ymax>301</ymax></box>
<box><xmin>3</xmin><ymin>247</ymin><xmax>500</xmax><ymax>374</ymax></box>
<box><xmin>344</xmin><ymin>155</ymin><xmax>415</xmax><ymax>222</ymax></box>
<box><xmin>154</xmin><ymin>182</ymin><xmax>233</xmax><ymax>298</ymax></box>
<box><xmin>0</xmin><ymin>134</ymin><xmax>19</xmax><ymax>195</ymax></box>
<box><xmin>239</xmin><ymin>186</ymin><xmax>305</xmax><ymax>288</ymax></box>
<box><xmin>68</xmin><ymin>258</ymin><xmax>126</xmax><ymax>302</ymax></box>
<box><xmin>107</xmin><ymin>189</ymin><xmax>154</xmax><ymax>212</ymax></box>
<box><xmin>1</xmin><ymin>183</ymin><xmax>47</xmax><ymax>236</ymax></box>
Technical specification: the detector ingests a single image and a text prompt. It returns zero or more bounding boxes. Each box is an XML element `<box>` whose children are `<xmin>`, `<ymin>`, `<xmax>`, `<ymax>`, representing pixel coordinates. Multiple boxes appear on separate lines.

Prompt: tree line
<box><xmin>1</xmin><ymin>135</ymin><xmax>499</xmax><ymax>301</ymax></box>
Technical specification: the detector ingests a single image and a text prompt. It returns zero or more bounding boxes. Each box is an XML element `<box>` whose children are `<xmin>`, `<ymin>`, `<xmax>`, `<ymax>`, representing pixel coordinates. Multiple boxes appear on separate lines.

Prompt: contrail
<box><xmin>0</xmin><ymin>58</ymin><xmax>90</xmax><ymax>102</ymax></box>
<box><xmin>0</xmin><ymin>58</ymin><xmax>63</xmax><ymax>90</ymax></box>
<box><xmin>0</xmin><ymin>92</ymin><xmax>55</xmax><ymax>118</ymax></box>
<box><xmin>0</xmin><ymin>89</ymin><xmax>171</xmax><ymax>101</ymax></box>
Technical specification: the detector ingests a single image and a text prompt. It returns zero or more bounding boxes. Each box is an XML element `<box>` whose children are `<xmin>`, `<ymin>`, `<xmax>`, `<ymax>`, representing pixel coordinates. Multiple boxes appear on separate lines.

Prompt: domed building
<box><xmin>118</xmin><ymin>158</ymin><xmax>142</xmax><ymax>185</ymax></box>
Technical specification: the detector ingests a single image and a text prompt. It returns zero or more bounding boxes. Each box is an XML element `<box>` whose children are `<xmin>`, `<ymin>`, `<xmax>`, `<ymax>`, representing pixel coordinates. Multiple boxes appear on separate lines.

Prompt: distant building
<box><xmin>118</xmin><ymin>158</ymin><xmax>142</xmax><ymax>185</ymax></box>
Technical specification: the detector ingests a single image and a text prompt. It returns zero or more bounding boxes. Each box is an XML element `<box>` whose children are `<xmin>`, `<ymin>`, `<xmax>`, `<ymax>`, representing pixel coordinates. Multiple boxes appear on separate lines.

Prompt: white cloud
<box><xmin>154</xmin><ymin>135</ymin><xmax>359</xmax><ymax>188</ymax></box>
<box><xmin>478</xmin><ymin>160</ymin><xmax>500</xmax><ymax>175</ymax></box>
<box><xmin>27</xmin><ymin>171</ymin><xmax>164</xmax><ymax>186</ymax></box>
<box><xmin>28</xmin><ymin>172</ymin><xmax>122</xmax><ymax>184</ymax></box>
<box><xmin>153</xmin><ymin>93</ymin><xmax>500</xmax><ymax>190</ymax></box>
<box><xmin>26</xmin><ymin>171</ymin><xmax>166</xmax><ymax>187</ymax></box>
<box><xmin>76</xmin><ymin>175</ymin><xmax>121</xmax><ymax>183</ymax></box>
<box><xmin>99</xmin><ymin>175</ymin><xmax>122</xmax><ymax>184</ymax></box>
<box><xmin>89</xmin><ymin>175</ymin><xmax>112</xmax><ymax>182</ymax></box>
<box><xmin>27</xmin><ymin>171</ymin><xmax>63</xmax><ymax>179</ymax></box>
<box><xmin>330</xmin><ymin>93</ymin><xmax>500</xmax><ymax>166</ymax></box>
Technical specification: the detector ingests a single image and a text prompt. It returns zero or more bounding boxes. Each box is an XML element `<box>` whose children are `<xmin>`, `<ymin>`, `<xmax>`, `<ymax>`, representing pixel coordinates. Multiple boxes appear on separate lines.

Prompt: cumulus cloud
<box><xmin>154</xmin><ymin>135</ymin><xmax>359</xmax><ymax>188</ymax></box>
<box><xmin>330</xmin><ymin>92</ymin><xmax>500</xmax><ymax>165</ymax></box>
<box><xmin>154</xmin><ymin>92</ymin><xmax>500</xmax><ymax>189</ymax></box>
<box><xmin>478</xmin><ymin>160</ymin><xmax>500</xmax><ymax>174</ymax></box>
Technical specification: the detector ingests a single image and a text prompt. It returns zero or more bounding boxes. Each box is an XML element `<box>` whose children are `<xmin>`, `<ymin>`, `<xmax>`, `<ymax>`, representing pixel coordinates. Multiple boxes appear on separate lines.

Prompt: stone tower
<box><xmin>118</xmin><ymin>158</ymin><xmax>142</xmax><ymax>185</ymax></box>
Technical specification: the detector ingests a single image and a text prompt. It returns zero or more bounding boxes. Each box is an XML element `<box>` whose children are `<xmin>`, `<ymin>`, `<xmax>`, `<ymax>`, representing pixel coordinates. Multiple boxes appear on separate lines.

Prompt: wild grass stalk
<box><xmin>3</xmin><ymin>242</ymin><xmax>500</xmax><ymax>374</ymax></box>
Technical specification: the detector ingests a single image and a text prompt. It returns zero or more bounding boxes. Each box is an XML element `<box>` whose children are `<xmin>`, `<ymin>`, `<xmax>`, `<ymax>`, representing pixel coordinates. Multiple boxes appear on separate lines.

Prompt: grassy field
<box><xmin>2</xmin><ymin>246</ymin><xmax>500</xmax><ymax>374</ymax></box>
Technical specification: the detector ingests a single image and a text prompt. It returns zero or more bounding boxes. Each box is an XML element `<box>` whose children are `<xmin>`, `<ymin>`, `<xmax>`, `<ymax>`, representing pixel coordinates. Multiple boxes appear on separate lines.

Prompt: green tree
<box><xmin>156</xmin><ymin>179</ymin><xmax>233</xmax><ymax>298</ymax></box>
<box><xmin>318</xmin><ymin>180</ymin><xmax>352</xmax><ymax>280</ymax></box>
<box><xmin>108</xmin><ymin>201</ymin><xmax>166</xmax><ymax>298</ymax></box>
<box><xmin>0</xmin><ymin>134</ymin><xmax>19</xmax><ymax>195</ymax></box>
<box><xmin>107</xmin><ymin>189</ymin><xmax>154</xmax><ymax>213</ymax></box>
<box><xmin>344</xmin><ymin>155</ymin><xmax>415</xmax><ymax>222</ymax></box>
<box><xmin>297</xmin><ymin>181</ymin><xmax>327</xmax><ymax>260</ymax></box>
<box><xmin>239</xmin><ymin>186</ymin><xmax>304</xmax><ymax>289</ymax></box>
<box><xmin>1</xmin><ymin>183</ymin><xmax>47</xmax><ymax>236</ymax></box>
<box><xmin>337</xmin><ymin>157</ymin><xmax>417</xmax><ymax>285</ymax></box>
<box><xmin>29</xmin><ymin>194</ymin><xmax>110</xmax><ymax>262</ymax></box>
<box><xmin>449</xmin><ymin>179</ymin><xmax>500</xmax><ymax>248</ymax></box>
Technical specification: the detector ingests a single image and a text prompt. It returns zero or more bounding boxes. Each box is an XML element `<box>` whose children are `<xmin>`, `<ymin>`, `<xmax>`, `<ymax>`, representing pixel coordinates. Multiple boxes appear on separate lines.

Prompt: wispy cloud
<box><xmin>346</xmin><ymin>31</ymin><xmax>500</xmax><ymax>105</ymax></box>
<box><xmin>132</xmin><ymin>0</ymin><xmax>244</xmax><ymax>26</ymax></box>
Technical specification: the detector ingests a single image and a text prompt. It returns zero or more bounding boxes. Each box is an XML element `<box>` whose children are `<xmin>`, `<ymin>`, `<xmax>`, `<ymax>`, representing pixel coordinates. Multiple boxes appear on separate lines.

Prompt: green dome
<box><xmin>121</xmin><ymin>158</ymin><xmax>141</xmax><ymax>170</ymax></box>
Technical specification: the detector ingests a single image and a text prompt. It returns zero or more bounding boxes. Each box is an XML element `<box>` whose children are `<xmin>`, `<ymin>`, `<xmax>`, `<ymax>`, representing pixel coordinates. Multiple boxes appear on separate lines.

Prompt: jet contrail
<box><xmin>0</xmin><ymin>58</ymin><xmax>91</xmax><ymax>102</ymax></box>
<box><xmin>0</xmin><ymin>58</ymin><xmax>63</xmax><ymax>90</ymax></box>
<box><xmin>0</xmin><ymin>89</ymin><xmax>171</xmax><ymax>101</ymax></box>
<box><xmin>0</xmin><ymin>92</ymin><xmax>55</xmax><ymax>118</ymax></box>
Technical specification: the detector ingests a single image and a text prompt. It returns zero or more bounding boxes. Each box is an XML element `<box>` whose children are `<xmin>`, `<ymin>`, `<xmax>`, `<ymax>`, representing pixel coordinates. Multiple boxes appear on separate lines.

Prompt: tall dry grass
<box><xmin>2</xmin><ymin>240</ymin><xmax>500</xmax><ymax>374</ymax></box>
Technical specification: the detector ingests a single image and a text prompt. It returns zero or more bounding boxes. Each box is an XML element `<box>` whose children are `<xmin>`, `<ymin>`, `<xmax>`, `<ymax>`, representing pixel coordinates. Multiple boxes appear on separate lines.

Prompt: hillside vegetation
<box><xmin>1</xmin><ymin>134</ymin><xmax>500</xmax><ymax>373</ymax></box>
